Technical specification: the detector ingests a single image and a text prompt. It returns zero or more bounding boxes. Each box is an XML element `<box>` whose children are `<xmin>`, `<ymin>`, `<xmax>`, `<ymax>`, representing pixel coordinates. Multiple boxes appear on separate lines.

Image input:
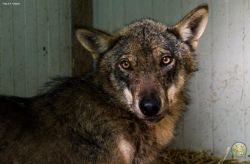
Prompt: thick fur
<box><xmin>0</xmin><ymin>5</ymin><xmax>208</xmax><ymax>164</ymax></box>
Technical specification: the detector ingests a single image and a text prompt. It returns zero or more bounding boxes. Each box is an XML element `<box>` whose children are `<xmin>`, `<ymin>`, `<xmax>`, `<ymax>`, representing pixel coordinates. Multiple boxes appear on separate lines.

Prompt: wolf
<box><xmin>0</xmin><ymin>4</ymin><xmax>208</xmax><ymax>164</ymax></box>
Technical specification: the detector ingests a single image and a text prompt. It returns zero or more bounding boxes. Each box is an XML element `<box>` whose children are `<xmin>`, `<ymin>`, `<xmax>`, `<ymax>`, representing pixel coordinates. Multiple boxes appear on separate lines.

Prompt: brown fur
<box><xmin>0</xmin><ymin>4</ymin><xmax>208</xmax><ymax>164</ymax></box>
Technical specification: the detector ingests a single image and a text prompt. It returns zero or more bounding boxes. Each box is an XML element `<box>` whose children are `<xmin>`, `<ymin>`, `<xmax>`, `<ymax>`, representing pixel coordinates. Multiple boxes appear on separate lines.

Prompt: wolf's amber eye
<box><xmin>120</xmin><ymin>59</ymin><xmax>131</xmax><ymax>69</ymax></box>
<box><xmin>162</xmin><ymin>55</ymin><xmax>173</xmax><ymax>65</ymax></box>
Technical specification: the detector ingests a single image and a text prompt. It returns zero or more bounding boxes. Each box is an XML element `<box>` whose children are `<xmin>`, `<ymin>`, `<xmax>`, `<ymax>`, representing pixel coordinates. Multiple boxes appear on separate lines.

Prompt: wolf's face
<box><xmin>76</xmin><ymin>5</ymin><xmax>208</xmax><ymax>123</ymax></box>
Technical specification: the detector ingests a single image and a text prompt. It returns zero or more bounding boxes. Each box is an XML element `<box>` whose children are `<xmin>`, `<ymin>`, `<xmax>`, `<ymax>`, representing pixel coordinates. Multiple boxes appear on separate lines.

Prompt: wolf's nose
<box><xmin>139</xmin><ymin>98</ymin><xmax>160</xmax><ymax>116</ymax></box>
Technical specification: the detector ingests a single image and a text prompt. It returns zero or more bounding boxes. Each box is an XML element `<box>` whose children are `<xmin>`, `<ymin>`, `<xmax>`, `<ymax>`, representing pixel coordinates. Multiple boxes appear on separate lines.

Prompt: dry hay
<box><xmin>154</xmin><ymin>149</ymin><xmax>250</xmax><ymax>164</ymax></box>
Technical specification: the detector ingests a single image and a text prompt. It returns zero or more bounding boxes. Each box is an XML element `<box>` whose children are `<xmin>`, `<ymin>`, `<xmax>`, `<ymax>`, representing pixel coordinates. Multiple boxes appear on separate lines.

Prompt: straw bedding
<box><xmin>155</xmin><ymin>149</ymin><xmax>250</xmax><ymax>164</ymax></box>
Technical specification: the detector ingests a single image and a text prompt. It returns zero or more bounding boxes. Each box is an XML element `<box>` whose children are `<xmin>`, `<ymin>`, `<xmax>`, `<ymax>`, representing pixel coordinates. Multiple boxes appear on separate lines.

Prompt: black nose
<box><xmin>139</xmin><ymin>98</ymin><xmax>160</xmax><ymax>116</ymax></box>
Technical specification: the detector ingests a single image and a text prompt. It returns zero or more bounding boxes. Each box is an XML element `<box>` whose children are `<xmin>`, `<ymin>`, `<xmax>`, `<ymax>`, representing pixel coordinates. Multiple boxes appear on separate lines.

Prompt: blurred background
<box><xmin>0</xmin><ymin>0</ymin><xmax>250</xmax><ymax>158</ymax></box>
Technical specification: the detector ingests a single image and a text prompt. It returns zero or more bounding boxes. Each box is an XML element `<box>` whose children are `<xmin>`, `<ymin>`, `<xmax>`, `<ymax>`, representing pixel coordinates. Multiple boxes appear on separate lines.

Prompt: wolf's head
<box><xmin>76</xmin><ymin>5</ymin><xmax>208</xmax><ymax>123</ymax></box>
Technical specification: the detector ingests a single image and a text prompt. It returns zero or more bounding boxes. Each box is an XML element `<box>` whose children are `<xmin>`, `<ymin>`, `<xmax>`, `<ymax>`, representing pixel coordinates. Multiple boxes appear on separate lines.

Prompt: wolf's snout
<box><xmin>139</xmin><ymin>97</ymin><xmax>161</xmax><ymax>117</ymax></box>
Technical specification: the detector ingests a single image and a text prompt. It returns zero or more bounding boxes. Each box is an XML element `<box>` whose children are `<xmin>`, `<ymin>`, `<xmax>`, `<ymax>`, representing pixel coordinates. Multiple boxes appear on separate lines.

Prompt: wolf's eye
<box><xmin>161</xmin><ymin>55</ymin><xmax>173</xmax><ymax>65</ymax></box>
<box><xmin>120</xmin><ymin>59</ymin><xmax>131</xmax><ymax>69</ymax></box>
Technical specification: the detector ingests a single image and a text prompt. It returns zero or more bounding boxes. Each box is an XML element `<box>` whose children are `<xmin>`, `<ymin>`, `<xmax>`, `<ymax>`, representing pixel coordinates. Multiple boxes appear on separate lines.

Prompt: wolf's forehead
<box><xmin>115</xmin><ymin>33</ymin><xmax>176</xmax><ymax>56</ymax></box>
<box><xmin>113</xmin><ymin>36</ymin><xmax>165</xmax><ymax>58</ymax></box>
<box><xmin>118</xmin><ymin>19</ymin><xmax>167</xmax><ymax>35</ymax></box>
<box><xmin>112</xmin><ymin>19</ymin><xmax>180</xmax><ymax>58</ymax></box>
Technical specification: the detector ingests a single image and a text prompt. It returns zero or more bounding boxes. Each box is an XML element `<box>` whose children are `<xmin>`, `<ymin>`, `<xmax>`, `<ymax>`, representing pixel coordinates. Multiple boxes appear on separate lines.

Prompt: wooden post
<box><xmin>71</xmin><ymin>0</ymin><xmax>93</xmax><ymax>76</ymax></box>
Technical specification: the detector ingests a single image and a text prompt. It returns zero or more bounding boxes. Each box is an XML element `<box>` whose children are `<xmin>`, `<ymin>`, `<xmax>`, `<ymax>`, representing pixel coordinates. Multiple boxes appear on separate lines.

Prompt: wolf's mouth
<box><xmin>143</xmin><ymin>114</ymin><xmax>164</xmax><ymax>123</ymax></box>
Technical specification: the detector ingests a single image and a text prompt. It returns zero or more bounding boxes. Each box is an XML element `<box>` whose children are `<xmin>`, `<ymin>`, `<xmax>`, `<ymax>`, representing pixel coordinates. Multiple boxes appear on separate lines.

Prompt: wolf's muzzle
<box><xmin>139</xmin><ymin>97</ymin><xmax>161</xmax><ymax>117</ymax></box>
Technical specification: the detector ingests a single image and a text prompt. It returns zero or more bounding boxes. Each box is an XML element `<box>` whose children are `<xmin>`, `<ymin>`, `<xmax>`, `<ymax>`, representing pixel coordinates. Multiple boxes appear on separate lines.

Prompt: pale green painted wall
<box><xmin>93</xmin><ymin>0</ymin><xmax>250</xmax><ymax>158</ymax></box>
<box><xmin>0</xmin><ymin>0</ymin><xmax>71</xmax><ymax>97</ymax></box>
<box><xmin>93</xmin><ymin>0</ymin><xmax>182</xmax><ymax>32</ymax></box>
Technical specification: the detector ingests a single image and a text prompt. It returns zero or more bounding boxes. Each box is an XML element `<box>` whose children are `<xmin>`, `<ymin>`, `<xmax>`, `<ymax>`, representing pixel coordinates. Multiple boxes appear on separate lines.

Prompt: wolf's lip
<box><xmin>143</xmin><ymin>114</ymin><xmax>164</xmax><ymax>123</ymax></box>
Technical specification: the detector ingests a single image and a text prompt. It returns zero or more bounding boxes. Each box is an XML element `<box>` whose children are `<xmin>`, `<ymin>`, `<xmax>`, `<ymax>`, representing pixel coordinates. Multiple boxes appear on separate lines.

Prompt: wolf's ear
<box><xmin>76</xmin><ymin>28</ymin><xmax>115</xmax><ymax>55</ymax></box>
<box><xmin>172</xmin><ymin>4</ymin><xmax>208</xmax><ymax>50</ymax></box>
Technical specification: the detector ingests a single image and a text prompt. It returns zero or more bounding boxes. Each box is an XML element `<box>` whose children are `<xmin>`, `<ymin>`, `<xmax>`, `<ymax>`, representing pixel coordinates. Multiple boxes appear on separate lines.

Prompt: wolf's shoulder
<box><xmin>36</xmin><ymin>76</ymin><xmax>103</xmax><ymax>101</ymax></box>
<box><xmin>45</xmin><ymin>76</ymin><xmax>102</xmax><ymax>93</ymax></box>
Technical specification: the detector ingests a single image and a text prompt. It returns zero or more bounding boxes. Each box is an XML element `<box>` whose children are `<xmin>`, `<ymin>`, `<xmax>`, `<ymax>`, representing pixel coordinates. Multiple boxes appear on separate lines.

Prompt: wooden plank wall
<box><xmin>93</xmin><ymin>0</ymin><xmax>250</xmax><ymax>157</ymax></box>
<box><xmin>0</xmin><ymin>0</ymin><xmax>71</xmax><ymax>97</ymax></box>
<box><xmin>71</xmin><ymin>0</ymin><xmax>93</xmax><ymax>76</ymax></box>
